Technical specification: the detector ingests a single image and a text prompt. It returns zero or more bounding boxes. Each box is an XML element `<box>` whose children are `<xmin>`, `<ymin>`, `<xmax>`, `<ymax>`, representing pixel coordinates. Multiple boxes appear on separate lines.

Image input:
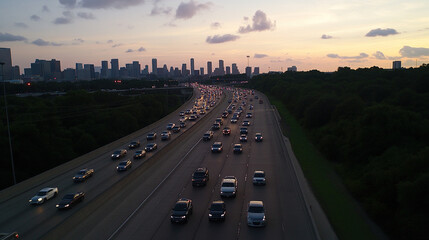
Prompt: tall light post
<box><xmin>0</xmin><ymin>62</ymin><xmax>16</xmax><ymax>185</ymax></box>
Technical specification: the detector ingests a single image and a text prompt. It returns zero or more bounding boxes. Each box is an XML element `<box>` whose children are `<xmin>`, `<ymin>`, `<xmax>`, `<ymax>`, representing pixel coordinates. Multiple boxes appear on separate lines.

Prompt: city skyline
<box><xmin>1</xmin><ymin>0</ymin><xmax>429</xmax><ymax>72</ymax></box>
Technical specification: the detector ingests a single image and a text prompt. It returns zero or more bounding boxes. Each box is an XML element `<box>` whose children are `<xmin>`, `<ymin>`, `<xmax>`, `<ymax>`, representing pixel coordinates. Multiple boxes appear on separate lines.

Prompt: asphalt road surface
<box><xmin>0</xmin><ymin>86</ymin><xmax>322</xmax><ymax>240</ymax></box>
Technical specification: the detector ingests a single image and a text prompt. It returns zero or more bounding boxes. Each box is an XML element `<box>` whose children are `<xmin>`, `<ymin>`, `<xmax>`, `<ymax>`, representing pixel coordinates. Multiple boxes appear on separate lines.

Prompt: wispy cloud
<box><xmin>0</xmin><ymin>33</ymin><xmax>27</xmax><ymax>42</ymax></box>
<box><xmin>14</xmin><ymin>22</ymin><xmax>28</xmax><ymax>28</ymax></box>
<box><xmin>112</xmin><ymin>43</ymin><xmax>122</xmax><ymax>48</ymax></box>
<box><xmin>42</xmin><ymin>5</ymin><xmax>50</xmax><ymax>12</ymax></box>
<box><xmin>77</xmin><ymin>12</ymin><xmax>95</xmax><ymax>19</ymax></box>
<box><xmin>365</xmin><ymin>28</ymin><xmax>398</xmax><ymax>37</ymax></box>
<box><xmin>254</xmin><ymin>53</ymin><xmax>268</xmax><ymax>58</ymax></box>
<box><xmin>59</xmin><ymin>0</ymin><xmax>77</xmax><ymax>8</ymax></box>
<box><xmin>78</xmin><ymin>0</ymin><xmax>146</xmax><ymax>9</ymax></box>
<box><xmin>238</xmin><ymin>10</ymin><xmax>275</xmax><ymax>33</ymax></box>
<box><xmin>321</xmin><ymin>34</ymin><xmax>332</xmax><ymax>39</ymax></box>
<box><xmin>126</xmin><ymin>47</ymin><xmax>146</xmax><ymax>53</ymax></box>
<box><xmin>206</xmin><ymin>34</ymin><xmax>239</xmax><ymax>44</ymax></box>
<box><xmin>30</xmin><ymin>15</ymin><xmax>41</xmax><ymax>21</ymax></box>
<box><xmin>32</xmin><ymin>38</ymin><xmax>62</xmax><ymax>46</ymax></box>
<box><xmin>53</xmin><ymin>17</ymin><xmax>72</xmax><ymax>24</ymax></box>
<box><xmin>399</xmin><ymin>46</ymin><xmax>429</xmax><ymax>58</ymax></box>
<box><xmin>373</xmin><ymin>51</ymin><xmax>386</xmax><ymax>60</ymax></box>
<box><xmin>211</xmin><ymin>22</ymin><xmax>221</xmax><ymax>29</ymax></box>
<box><xmin>175</xmin><ymin>1</ymin><xmax>212</xmax><ymax>20</ymax></box>
<box><xmin>327</xmin><ymin>53</ymin><xmax>369</xmax><ymax>59</ymax></box>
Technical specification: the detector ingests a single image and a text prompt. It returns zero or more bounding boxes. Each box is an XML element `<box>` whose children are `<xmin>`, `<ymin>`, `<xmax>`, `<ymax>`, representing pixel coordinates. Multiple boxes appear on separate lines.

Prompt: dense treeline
<box><xmin>249</xmin><ymin>65</ymin><xmax>429</xmax><ymax>240</ymax></box>
<box><xmin>0</xmin><ymin>90</ymin><xmax>190</xmax><ymax>190</ymax></box>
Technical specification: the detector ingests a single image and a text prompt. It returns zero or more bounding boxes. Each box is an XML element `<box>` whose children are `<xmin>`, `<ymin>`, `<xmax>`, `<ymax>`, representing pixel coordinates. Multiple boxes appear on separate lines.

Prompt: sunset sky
<box><xmin>1</xmin><ymin>0</ymin><xmax>429</xmax><ymax>72</ymax></box>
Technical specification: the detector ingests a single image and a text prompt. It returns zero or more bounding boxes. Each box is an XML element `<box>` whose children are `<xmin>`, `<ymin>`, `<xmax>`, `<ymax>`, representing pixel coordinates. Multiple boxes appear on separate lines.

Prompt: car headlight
<box><xmin>56</xmin><ymin>204</ymin><xmax>59</xmax><ymax>207</ymax></box>
<box><xmin>65</xmin><ymin>204</ymin><xmax>70</xmax><ymax>207</ymax></box>
<box><xmin>170</xmin><ymin>216</ymin><xmax>174</xmax><ymax>219</ymax></box>
<box><xmin>29</xmin><ymin>199</ymin><xmax>32</xmax><ymax>203</ymax></box>
<box><xmin>221</xmin><ymin>213</ymin><xmax>225</xmax><ymax>217</ymax></box>
<box><xmin>208</xmin><ymin>213</ymin><xmax>213</xmax><ymax>217</ymax></box>
<box><xmin>38</xmin><ymin>198</ymin><xmax>43</xmax><ymax>202</ymax></box>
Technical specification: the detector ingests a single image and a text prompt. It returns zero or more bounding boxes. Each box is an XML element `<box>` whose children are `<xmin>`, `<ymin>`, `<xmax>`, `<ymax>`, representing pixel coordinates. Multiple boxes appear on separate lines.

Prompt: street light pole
<box><xmin>0</xmin><ymin>62</ymin><xmax>16</xmax><ymax>185</ymax></box>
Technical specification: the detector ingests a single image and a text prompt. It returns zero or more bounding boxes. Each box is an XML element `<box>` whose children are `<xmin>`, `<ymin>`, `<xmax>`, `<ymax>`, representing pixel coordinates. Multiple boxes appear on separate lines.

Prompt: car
<box><xmin>215</xmin><ymin>118</ymin><xmax>223</xmax><ymax>125</ymax></box>
<box><xmin>73</xmin><ymin>168</ymin><xmax>94</xmax><ymax>182</ymax></box>
<box><xmin>233</xmin><ymin>144</ymin><xmax>243</xmax><ymax>153</ymax></box>
<box><xmin>208</xmin><ymin>200</ymin><xmax>226</xmax><ymax>221</ymax></box>
<box><xmin>172</xmin><ymin>126</ymin><xmax>181</xmax><ymax>133</ymax></box>
<box><xmin>167</xmin><ymin>123</ymin><xmax>175</xmax><ymax>130</ymax></box>
<box><xmin>117</xmin><ymin>159</ymin><xmax>132</xmax><ymax>171</ymax></box>
<box><xmin>171</xmin><ymin>198</ymin><xmax>193</xmax><ymax>223</ymax></box>
<box><xmin>246</xmin><ymin>113</ymin><xmax>253</xmax><ymax>118</ymax></box>
<box><xmin>179</xmin><ymin>116</ymin><xmax>188</xmax><ymax>122</ymax></box>
<box><xmin>253</xmin><ymin>171</ymin><xmax>266</xmax><ymax>185</ymax></box>
<box><xmin>56</xmin><ymin>192</ymin><xmax>85</xmax><ymax>209</ymax></box>
<box><xmin>185</xmin><ymin>109</ymin><xmax>191</xmax><ymax>114</ymax></box>
<box><xmin>133</xmin><ymin>150</ymin><xmax>146</xmax><ymax>159</ymax></box>
<box><xmin>212</xmin><ymin>122</ymin><xmax>221</xmax><ymax>130</ymax></box>
<box><xmin>230</xmin><ymin>118</ymin><xmax>238</xmax><ymax>123</ymax></box>
<box><xmin>111</xmin><ymin>149</ymin><xmax>127</xmax><ymax>159</ymax></box>
<box><xmin>255</xmin><ymin>133</ymin><xmax>263</xmax><ymax>142</ymax></box>
<box><xmin>192</xmin><ymin>167</ymin><xmax>209</xmax><ymax>186</ymax></box>
<box><xmin>211</xmin><ymin>142</ymin><xmax>223</xmax><ymax>153</ymax></box>
<box><xmin>255</xmin><ymin>96</ymin><xmax>259</xmax><ymax>99</ymax></box>
<box><xmin>247</xmin><ymin>201</ymin><xmax>266</xmax><ymax>227</ymax></box>
<box><xmin>29</xmin><ymin>187</ymin><xmax>58</xmax><ymax>205</ymax></box>
<box><xmin>239</xmin><ymin>134</ymin><xmax>248</xmax><ymax>142</ymax></box>
<box><xmin>128</xmin><ymin>141</ymin><xmax>140</xmax><ymax>149</ymax></box>
<box><xmin>249</xmin><ymin>105</ymin><xmax>254</xmax><ymax>110</ymax></box>
<box><xmin>240</xmin><ymin>127</ymin><xmax>248</xmax><ymax>134</ymax></box>
<box><xmin>145</xmin><ymin>143</ymin><xmax>158</xmax><ymax>152</ymax></box>
<box><xmin>221</xmin><ymin>112</ymin><xmax>228</xmax><ymax>118</ymax></box>
<box><xmin>222</xmin><ymin>127</ymin><xmax>231</xmax><ymax>135</ymax></box>
<box><xmin>202</xmin><ymin>131</ymin><xmax>214</xmax><ymax>141</ymax></box>
<box><xmin>161</xmin><ymin>131</ymin><xmax>171</xmax><ymax>141</ymax></box>
<box><xmin>189</xmin><ymin>115</ymin><xmax>197</xmax><ymax>121</ymax></box>
<box><xmin>200</xmin><ymin>110</ymin><xmax>206</xmax><ymax>115</ymax></box>
<box><xmin>179</xmin><ymin>111</ymin><xmax>185</xmax><ymax>116</ymax></box>
<box><xmin>242</xmin><ymin>120</ymin><xmax>250</xmax><ymax>126</ymax></box>
<box><xmin>180</xmin><ymin>122</ymin><xmax>186</xmax><ymax>128</ymax></box>
<box><xmin>146</xmin><ymin>132</ymin><xmax>157</xmax><ymax>140</ymax></box>
<box><xmin>220</xmin><ymin>176</ymin><xmax>238</xmax><ymax>198</ymax></box>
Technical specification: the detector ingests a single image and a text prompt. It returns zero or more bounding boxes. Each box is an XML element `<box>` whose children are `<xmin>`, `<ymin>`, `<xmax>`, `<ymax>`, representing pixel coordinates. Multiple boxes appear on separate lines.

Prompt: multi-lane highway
<box><xmin>0</xmin><ymin>85</ymin><xmax>333</xmax><ymax>240</ymax></box>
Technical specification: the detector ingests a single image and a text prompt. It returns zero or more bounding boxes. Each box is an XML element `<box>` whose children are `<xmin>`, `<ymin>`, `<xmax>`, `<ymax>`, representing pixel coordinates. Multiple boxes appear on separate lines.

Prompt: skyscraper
<box><xmin>393</xmin><ymin>61</ymin><xmax>401</xmax><ymax>70</ymax></box>
<box><xmin>232</xmin><ymin>63</ymin><xmax>240</xmax><ymax>74</ymax></box>
<box><xmin>84</xmin><ymin>64</ymin><xmax>95</xmax><ymax>80</ymax></box>
<box><xmin>132</xmin><ymin>61</ymin><xmax>141</xmax><ymax>78</ymax></box>
<box><xmin>182</xmin><ymin>64</ymin><xmax>188</xmax><ymax>77</ymax></box>
<box><xmin>207</xmin><ymin>61</ymin><xmax>212</xmax><ymax>76</ymax></box>
<box><xmin>111</xmin><ymin>59</ymin><xmax>119</xmax><ymax>78</ymax></box>
<box><xmin>253</xmin><ymin>67</ymin><xmax>260</xmax><ymax>75</ymax></box>
<box><xmin>152</xmin><ymin>58</ymin><xmax>158</xmax><ymax>75</ymax></box>
<box><xmin>246</xmin><ymin>66</ymin><xmax>252</xmax><ymax>77</ymax></box>
<box><xmin>219</xmin><ymin>60</ymin><xmax>225</xmax><ymax>75</ymax></box>
<box><xmin>101</xmin><ymin>60</ymin><xmax>108</xmax><ymax>78</ymax></box>
<box><xmin>0</xmin><ymin>48</ymin><xmax>12</xmax><ymax>80</ymax></box>
<box><xmin>200</xmin><ymin>67</ymin><xmax>204</xmax><ymax>76</ymax></box>
<box><xmin>190</xmin><ymin>58</ymin><xmax>195</xmax><ymax>76</ymax></box>
<box><xmin>226</xmin><ymin>66</ymin><xmax>231</xmax><ymax>75</ymax></box>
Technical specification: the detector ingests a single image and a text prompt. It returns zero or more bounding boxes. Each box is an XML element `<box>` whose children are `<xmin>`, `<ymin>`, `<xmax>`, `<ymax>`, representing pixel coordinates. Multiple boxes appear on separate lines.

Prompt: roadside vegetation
<box><xmin>0</xmin><ymin>88</ymin><xmax>190</xmax><ymax>190</ymax></box>
<box><xmin>249</xmin><ymin>65</ymin><xmax>429</xmax><ymax>240</ymax></box>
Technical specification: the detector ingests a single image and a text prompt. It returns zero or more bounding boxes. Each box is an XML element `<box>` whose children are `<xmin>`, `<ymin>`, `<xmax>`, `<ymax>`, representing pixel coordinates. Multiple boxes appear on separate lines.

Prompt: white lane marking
<box><xmin>107</xmin><ymin>138</ymin><xmax>202</xmax><ymax>240</ymax></box>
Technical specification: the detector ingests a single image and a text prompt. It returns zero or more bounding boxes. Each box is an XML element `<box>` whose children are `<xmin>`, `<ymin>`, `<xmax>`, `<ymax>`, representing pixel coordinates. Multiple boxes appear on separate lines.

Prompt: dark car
<box><xmin>73</xmin><ymin>168</ymin><xmax>94</xmax><ymax>182</ymax></box>
<box><xmin>180</xmin><ymin>122</ymin><xmax>186</xmax><ymax>128</ymax></box>
<box><xmin>172</xmin><ymin>126</ymin><xmax>181</xmax><ymax>133</ymax></box>
<box><xmin>128</xmin><ymin>141</ymin><xmax>140</xmax><ymax>149</ymax></box>
<box><xmin>161</xmin><ymin>131</ymin><xmax>171</xmax><ymax>141</ymax></box>
<box><xmin>208</xmin><ymin>200</ymin><xmax>226</xmax><ymax>221</ymax></box>
<box><xmin>221</xmin><ymin>112</ymin><xmax>228</xmax><ymax>118</ymax></box>
<box><xmin>111</xmin><ymin>149</ymin><xmax>127</xmax><ymax>160</ymax></box>
<box><xmin>145</xmin><ymin>143</ymin><xmax>158</xmax><ymax>152</ymax></box>
<box><xmin>215</xmin><ymin>118</ymin><xmax>223</xmax><ymax>125</ymax></box>
<box><xmin>171</xmin><ymin>198</ymin><xmax>193</xmax><ymax>223</ymax></box>
<box><xmin>146</xmin><ymin>132</ymin><xmax>157</xmax><ymax>140</ymax></box>
<box><xmin>246</xmin><ymin>113</ymin><xmax>253</xmax><ymax>118</ymax></box>
<box><xmin>230</xmin><ymin>118</ymin><xmax>238</xmax><ymax>123</ymax></box>
<box><xmin>240</xmin><ymin>134</ymin><xmax>248</xmax><ymax>142</ymax></box>
<box><xmin>192</xmin><ymin>167</ymin><xmax>209</xmax><ymax>187</ymax></box>
<box><xmin>203</xmin><ymin>131</ymin><xmax>214</xmax><ymax>141</ymax></box>
<box><xmin>242</xmin><ymin>120</ymin><xmax>250</xmax><ymax>126</ymax></box>
<box><xmin>133</xmin><ymin>150</ymin><xmax>146</xmax><ymax>159</ymax></box>
<box><xmin>222</xmin><ymin>127</ymin><xmax>231</xmax><ymax>135</ymax></box>
<box><xmin>167</xmin><ymin>123</ymin><xmax>175</xmax><ymax>130</ymax></box>
<box><xmin>240</xmin><ymin>127</ymin><xmax>248</xmax><ymax>134</ymax></box>
<box><xmin>233</xmin><ymin>144</ymin><xmax>243</xmax><ymax>153</ymax></box>
<box><xmin>255</xmin><ymin>133</ymin><xmax>263</xmax><ymax>142</ymax></box>
<box><xmin>212</xmin><ymin>122</ymin><xmax>221</xmax><ymax>130</ymax></box>
<box><xmin>56</xmin><ymin>192</ymin><xmax>85</xmax><ymax>209</ymax></box>
<box><xmin>117</xmin><ymin>159</ymin><xmax>132</xmax><ymax>171</ymax></box>
<box><xmin>211</xmin><ymin>142</ymin><xmax>223</xmax><ymax>153</ymax></box>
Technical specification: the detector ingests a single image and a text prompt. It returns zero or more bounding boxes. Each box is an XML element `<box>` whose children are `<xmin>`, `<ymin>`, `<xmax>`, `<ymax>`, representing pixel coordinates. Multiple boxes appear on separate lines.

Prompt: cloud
<box><xmin>63</xmin><ymin>11</ymin><xmax>74</xmax><ymax>17</ymax></box>
<box><xmin>373</xmin><ymin>51</ymin><xmax>386</xmax><ymax>60</ymax></box>
<box><xmin>211</xmin><ymin>22</ymin><xmax>221</xmax><ymax>29</ymax></box>
<box><xmin>126</xmin><ymin>49</ymin><xmax>134</xmax><ymax>53</ymax></box>
<box><xmin>31</xmin><ymin>15</ymin><xmax>41</xmax><ymax>21</ymax></box>
<box><xmin>238</xmin><ymin>10</ymin><xmax>275</xmax><ymax>33</ymax></box>
<box><xmin>0</xmin><ymin>33</ymin><xmax>27</xmax><ymax>42</ymax></box>
<box><xmin>112</xmin><ymin>43</ymin><xmax>122</xmax><ymax>47</ymax></box>
<box><xmin>321</xmin><ymin>34</ymin><xmax>332</xmax><ymax>39</ymax></box>
<box><xmin>138</xmin><ymin>47</ymin><xmax>146</xmax><ymax>52</ymax></box>
<box><xmin>254</xmin><ymin>53</ymin><xmax>268</xmax><ymax>58</ymax></box>
<box><xmin>151</xmin><ymin>6</ymin><xmax>172</xmax><ymax>15</ymax></box>
<box><xmin>399</xmin><ymin>46</ymin><xmax>429</xmax><ymax>58</ymax></box>
<box><xmin>14</xmin><ymin>22</ymin><xmax>28</xmax><ymax>28</ymax></box>
<box><xmin>365</xmin><ymin>28</ymin><xmax>398</xmax><ymax>37</ymax></box>
<box><xmin>59</xmin><ymin>0</ymin><xmax>77</xmax><ymax>7</ymax></box>
<box><xmin>54</xmin><ymin>17</ymin><xmax>72</xmax><ymax>24</ymax></box>
<box><xmin>42</xmin><ymin>5</ymin><xmax>50</xmax><ymax>12</ymax></box>
<box><xmin>206</xmin><ymin>34</ymin><xmax>240</xmax><ymax>44</ymax></box>
<box><xmin>77</xmin><ymin>12</ymin><xmax>95</xmax><ymax>19</ymax></box>
<box><xmin>32</xmin><ymin>38</ymin><xmax>62</xmax><ymax>46</ymax></box>
<box><xmin>327</xmin><ymin>53</ymin><xmax>369</xmax><ymax>59</ymax></box>
<box><xmin>175</xmin><ymin>1</ymin><xmax>211</xmax><ymax>20</ymax></box>
<box><xmin>79</xmin><ymin>0</ymin><xmax>145</xmax><ymax>9</ymax></box>
<box><xmin>73</xmin><ymin>38</ymin><xmax>84</xmax><ymax>43</ymax></box>
<box><xmin>243</xmin><ymin>16</ymin><xmax>249</xmax><ymax>21</ymax></box>
<box><xmin>125</xmin><ymin>47</ymin><xmax>146</xmax><ymax>53</ymax></box>
<box><xmin>107</xmin><ymin>39</ymin><xmax>113</xmax><ymax>43</ymax></box>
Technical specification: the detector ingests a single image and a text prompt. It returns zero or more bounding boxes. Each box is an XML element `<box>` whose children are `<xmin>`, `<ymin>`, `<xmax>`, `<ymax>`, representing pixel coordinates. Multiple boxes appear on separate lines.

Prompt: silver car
<box><xmin>247</xmin><ymin>201</ymin><xmax>266</xmax><ymax>227</ymax></box>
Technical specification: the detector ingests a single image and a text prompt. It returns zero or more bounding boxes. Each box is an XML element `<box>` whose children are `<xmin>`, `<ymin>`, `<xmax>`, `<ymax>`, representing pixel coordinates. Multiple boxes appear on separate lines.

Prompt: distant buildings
<box><xmin>0</xmin><ymin>48</ymin><xmax>13</xmax><ymax>80</ymax></box>
<box><xmin>152</xmin><ymin>58</ymin><xmax>157</xmax><ymax>75</ymax></box>
<box><xmin>287</xmin><ymin>66</ymin><xmax>297</xmax><ymax>72</ymax></box>
<box><xmin>393</xmin><ymin>61</ymin><xmax>401</xmax><ymax>70</ymax></box>
<box><xmin>101</xmin><ymin>60</ymin><xmax>108</xmax><ymax>78</ymax></box>
<box><xmin>207</xmin><ymin>61</ymin><xmax>212</xmax><ymax>76</ymax></box>
<box><xmin>190</xmin><ymin>58</ymin><xmax>195</xmax><ymax>76</ymax></box>
<box><xmin>245</xmin><ymin>66</ymin><xmax>252</xmax><ymax>77</ymax></box>
<box><xmin>111</xmin><ymin>59</ymin><xmax>119</xmax><ymax>78</ymax></box>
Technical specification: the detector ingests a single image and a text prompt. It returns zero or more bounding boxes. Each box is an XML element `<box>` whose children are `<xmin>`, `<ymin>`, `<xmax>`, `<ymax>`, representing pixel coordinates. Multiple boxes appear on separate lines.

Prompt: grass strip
<box><xmin>270</xmin><ymin>97</ymin><xmax>378</xmax><ymax>240</ymax></box>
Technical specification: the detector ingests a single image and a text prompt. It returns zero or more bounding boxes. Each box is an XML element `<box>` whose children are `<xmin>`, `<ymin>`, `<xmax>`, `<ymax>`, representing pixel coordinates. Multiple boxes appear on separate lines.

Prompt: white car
<box><xmin>29</xmin><ymin>187</ymin><xmax>58</xmax><ymax>205</ymax></box>
<box><xmin>247</xmin><ymin>201</ymin><xmax>266</xmax><ymax>227</ymax></box>
<box><xmin>220</xmin><ymin>176</ymin><xmax>237</xmax><ymax>198</ymax></box>
<box><xmin>252</xmin><ymin>171</ymin><xmax>266</xmax><ymax>185</ymax></box>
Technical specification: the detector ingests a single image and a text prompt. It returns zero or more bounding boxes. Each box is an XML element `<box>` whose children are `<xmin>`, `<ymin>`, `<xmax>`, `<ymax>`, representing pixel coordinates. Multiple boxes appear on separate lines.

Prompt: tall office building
<box><xmin>142</xmin><ymin>65</ymin><xmax>149</xmax><ymax>75</ymax></box>
<box><xmin>132</xmin><ymin>61</ymin><xmax>141</xmax><ymax>78</ymax></box>
<box><xmin>232</xmin><ymin>63</ymin><xmax>240</xmax><ymax>74</ymax></box>
<box><xmin>11</xmin><ymin>66</ymin><xmax>20</xmax><ymax>79</ymax></box>
<box><xmin>111</xmin><ymin>59</ymin><xmax>119</xmax><ymax>78</ymax></box>
<box><xmin>76</xmin><ymin>63</ymin><xmax>83</xmax><ymax>70</ymax></box>
<box><xmin>101</xmin><ymin>60</ymin><xmax>108</xmax><ymax>78</ymax></box>
<box><xmin>182</xmin><ymin>63</ymin><xmax>187</xmax><ymax>77</ymax></box>
<box><xmin>84</xmin><ymin>64</ymin><xmax>95</xmax><ymax>80</ymax></box>
<box><xmin>393</xmin><ymin>61</ymin><xmax>401</xmax><ymax>70</ymax></box>
<box><xmin>0</xmin><ymin>48</ymin><xmax>12</xmax><ymax>80</ymax></box>
<box><xmin>190</xmin><ymin>58</ymin><xmax>195</xmax><ymax>76</ymax></box>
<box><xmin>246</xmin><ymin>66</ymin><xmax>252</xmax><ymax>77</ymax></box>
<box><xmin>207</xmin><ymin>61</ymin><xmax>212</xmax><ymax>76</ymax></box>
<box><xmin>219</xmin><ymin>60</ymin><xmax>225</xmax><ymax>75</ymax></box>
<box><xmin>63</xmin><ymin>68</ymin><xmax>76</xmax><ymax>81</ymax></box>
<box><xmin>226</xmin><ymin>66</ymin><xmax>231</xmax><ymax>75</ymax></box>
<box><xmin>287</xmin><ymin>66</ymin><xmax>297</xmax><ymax>72</ymax></box>
<box><xmin>200</xmin><ymin>67</ymin><xmax>204</xmax><ymax>76</ymax></box>
<box><xmin>152</xmin><ymin>58</ymin><xmax>158</xmax><ymax>75</ymax></box>
<box><xmin>253</xmin><ymin>67</ymin><xmax>260</xmax><ymax>75</ymax></box>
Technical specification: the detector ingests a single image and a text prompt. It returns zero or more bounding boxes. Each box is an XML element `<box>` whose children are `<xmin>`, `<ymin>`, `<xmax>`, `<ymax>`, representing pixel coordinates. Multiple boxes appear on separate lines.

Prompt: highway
<box><xmin>0</xmin><ymin>85</ymin><xmax>327</xmax><ymax>240</ymax></box>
